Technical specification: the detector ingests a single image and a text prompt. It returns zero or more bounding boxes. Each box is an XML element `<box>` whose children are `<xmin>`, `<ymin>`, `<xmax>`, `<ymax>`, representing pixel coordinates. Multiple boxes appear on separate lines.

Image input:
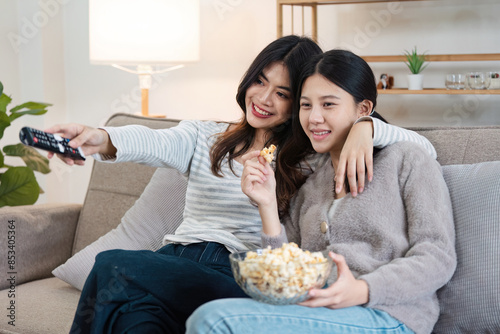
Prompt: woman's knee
<box><xmin>89</xmin><ymin>249</ymin><xmax>145</xmax><ymax>290</ymax></box>
<box><xmin>186</xmin><ymin>299</ymin><xmax>259</xmax><ymax>334</ymax></box>
<box><xmin>94</xmin><ymin>249</ymin><xmax>126</xmax><ymax>268</ymax></box>
<box><xmin>186</xmin><ymin>300</ymin><xmax>229</xmax><ymax>334</ymax></box>
<box><xmin>93</xmin><ymin>249</ymin><xmax>148</xmax><ymax>273</ymax></box>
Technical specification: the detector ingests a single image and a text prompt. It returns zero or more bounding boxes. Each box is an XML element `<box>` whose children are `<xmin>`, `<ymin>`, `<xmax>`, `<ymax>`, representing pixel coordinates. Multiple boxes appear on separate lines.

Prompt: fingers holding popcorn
<box><xmin>241</xmin><ymin>159</ymin><xmax>276</xmax><ymax>206</ymax></box>
<box><xmin>243</xmin><ymin>160</ymin><xmax>267</xmax><ymax>184</ymax></box>
<box><xmin>241</xmin><ymin>150</ymin><xmax>262</xmax><ymax>165</ymax></box>
<box><xmin>241</xmin><ymin>146</ymin><xmax>278</xmax><ymax>206</ymax></box>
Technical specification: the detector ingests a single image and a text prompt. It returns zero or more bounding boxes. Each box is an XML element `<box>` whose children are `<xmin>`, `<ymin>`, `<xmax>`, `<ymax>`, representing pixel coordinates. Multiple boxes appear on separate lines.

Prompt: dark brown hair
<box><xmin>210</xmin><ymin>35</ymin><xmax>322</xmax><ymax>214</ymax></box>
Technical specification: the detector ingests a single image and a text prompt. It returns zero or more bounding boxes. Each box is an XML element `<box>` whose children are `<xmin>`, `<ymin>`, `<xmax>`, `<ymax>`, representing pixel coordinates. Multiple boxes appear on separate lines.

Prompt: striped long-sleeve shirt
<box><xmin>97</xmin><ymin>117</ymin><xmax>436</xmax><ymax>253</ymax></box>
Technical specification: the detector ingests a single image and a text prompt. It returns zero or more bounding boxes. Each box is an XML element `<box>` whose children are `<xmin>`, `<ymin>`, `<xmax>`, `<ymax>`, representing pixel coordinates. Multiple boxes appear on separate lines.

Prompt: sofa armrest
<box><xmin>0</xmin><ymin>203</ymin><xmax>81</xmax><ymax>290</ymax></box>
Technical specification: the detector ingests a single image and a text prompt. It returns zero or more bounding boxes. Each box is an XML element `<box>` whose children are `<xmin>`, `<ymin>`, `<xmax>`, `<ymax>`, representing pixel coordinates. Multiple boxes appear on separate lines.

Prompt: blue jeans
<box><xmin>186</xmin><ymin>299</ymin><xmax>415</xmax><ymax>334</ymax></box>
<box><xmin>70</xmin><ymin>242</ymin><xmax>248</xmax><ymax>334</ymax></box>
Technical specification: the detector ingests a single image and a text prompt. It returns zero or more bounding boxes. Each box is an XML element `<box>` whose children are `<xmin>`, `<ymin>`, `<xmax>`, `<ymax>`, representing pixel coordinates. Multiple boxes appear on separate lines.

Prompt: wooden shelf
<box><xmin>277</xmin><ymin>0</ymin><xmax>433</xmax><ymax>41</ymax></box>
<box><xmin>277</xmin><ymin>1</ymin><xmax>500</xmax><ymax>63</ymax></box>
<box><xmin>278</xmin><ymin>0</ymin><xmax>430</xmax><ymax>5</ymax></box>
<box><xmin>378</xmin><ymin>89</ymin><xmax>500</xmax><ymax>95</ymax></box>
<box><xmin>277</xmin><ymin>0</ymin><xmax>500</xmax><ymax>97</ymax></box>
<box><xmin>363</xmin><ymin>54</ymin><xmax>500</xmax><ymax>62</ymax></box>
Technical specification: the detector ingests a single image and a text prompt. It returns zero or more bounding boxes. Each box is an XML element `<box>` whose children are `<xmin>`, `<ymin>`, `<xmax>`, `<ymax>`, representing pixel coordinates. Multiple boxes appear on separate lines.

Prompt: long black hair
<box><xmin>211</xmin><ymin>36</ymin><xmax>323</xmax><ymax>182</ymax></box>
<box><xmin>279</xmin><ymin>49</ymin><xmax>385</xmax><ymax>213</ymax></box>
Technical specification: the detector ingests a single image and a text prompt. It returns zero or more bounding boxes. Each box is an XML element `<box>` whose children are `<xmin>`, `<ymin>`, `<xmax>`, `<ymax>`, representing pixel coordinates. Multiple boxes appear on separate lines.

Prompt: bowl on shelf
<box><xmin>230</xmin><ymin>243</ymin><xmax>334</xmax><ymax>305</ymax></box>
<box><xmin>467</xmin><ymin>72</ymin><xmax>491</xmax><ymax>90</ymax></box>
<box><xmin>488</xmin><ymin>72</ymin><xmax>500</xmax><ymax>89</ymax></box>
<box><xmin>445</xmin><ymin>74</ymin><xmax>466</xmax><ymax>90</ymax></box>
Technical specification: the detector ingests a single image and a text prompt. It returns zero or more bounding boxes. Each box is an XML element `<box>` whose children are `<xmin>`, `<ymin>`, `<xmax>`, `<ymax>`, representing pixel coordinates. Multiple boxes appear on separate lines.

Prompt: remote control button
<box><xmin>53</xmin><ymin>134</ymin><xmax>63</xmax><ymax>141</ymax></box>
<box><xmin>34</xmin><ymin>137</ymin><xmax>38</xmax><ymax>143</ymax></box>
<box><xmin>58</xmin><ymin>144</ymin><xmax>65</xmax><ymax>153</ymax></box>
<box><xmin>77</xmin><ymin>147</ymin><xmax>86</xmax><ymax>158</ymax></box>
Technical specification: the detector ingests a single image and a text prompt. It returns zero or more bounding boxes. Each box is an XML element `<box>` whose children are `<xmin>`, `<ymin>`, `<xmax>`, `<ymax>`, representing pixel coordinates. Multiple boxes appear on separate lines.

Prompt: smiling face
<box><xmin>299</xmin><ymin>74</ymin><xmax>371</xmax><ymax>158</ymax></box>
<box><xmin>245</xmin><ymin>62</ymin><xmax>292</xmax><ymax>137</ymax></box>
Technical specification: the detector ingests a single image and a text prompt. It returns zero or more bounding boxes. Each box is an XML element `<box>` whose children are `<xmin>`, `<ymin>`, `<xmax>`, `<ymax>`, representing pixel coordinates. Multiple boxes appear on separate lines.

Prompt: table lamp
<box><xmin>89</xmin><ymin>0</ymin><xmax>200</xmax><ymax>117</ymax></box>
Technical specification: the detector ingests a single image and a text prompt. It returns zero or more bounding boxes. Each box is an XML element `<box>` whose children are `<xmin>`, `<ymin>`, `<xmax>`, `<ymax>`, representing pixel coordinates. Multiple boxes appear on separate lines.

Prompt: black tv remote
<box><xmin>19</xmin><ymin>126</ymin><xmax>86</xmax><ymax>161</ymax></box>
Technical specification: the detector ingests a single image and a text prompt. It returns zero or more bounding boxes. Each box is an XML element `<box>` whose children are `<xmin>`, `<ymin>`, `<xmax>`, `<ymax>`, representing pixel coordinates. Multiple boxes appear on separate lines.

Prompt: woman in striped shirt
<box><xmin>48</xmin><ymin>36</ymin><xmax>436</xmax><ymax>334</ymax></box>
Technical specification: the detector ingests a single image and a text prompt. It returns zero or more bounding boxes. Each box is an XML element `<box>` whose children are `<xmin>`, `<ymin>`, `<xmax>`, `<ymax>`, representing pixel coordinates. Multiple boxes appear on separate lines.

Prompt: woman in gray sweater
<box><xmin>186</xmin><ymin>50</ymin><xmax>457</xmax><ymax>334</ymax></box>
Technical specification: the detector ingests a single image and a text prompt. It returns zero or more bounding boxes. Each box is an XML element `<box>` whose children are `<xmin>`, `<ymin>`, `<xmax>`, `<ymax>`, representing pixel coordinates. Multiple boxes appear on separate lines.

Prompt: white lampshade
<box><xmin>89</xmin><ymin>0</ymin><xmax>200</xmax><ymax>65</ymax></box>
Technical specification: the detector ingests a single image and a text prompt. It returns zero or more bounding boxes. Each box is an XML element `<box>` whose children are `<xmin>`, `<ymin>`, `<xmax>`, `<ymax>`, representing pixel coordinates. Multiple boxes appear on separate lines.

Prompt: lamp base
<box><xmin>139</xmin><ymin>87</ymin><xmax>166</xmax><ymax>118</ymax></box>
<box><xmin>111</xmin><ymin>64</ymin><xmax>184</xmax><ymax>119</ymax></box>
<box><xmin>135</xmin><ymin>112</ymin><xmax>166</xmax><ymax>118</ymax></box>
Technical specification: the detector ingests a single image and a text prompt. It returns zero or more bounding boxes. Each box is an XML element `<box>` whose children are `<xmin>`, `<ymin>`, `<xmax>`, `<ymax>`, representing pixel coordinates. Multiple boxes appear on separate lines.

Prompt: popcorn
<box><xmin>238</xmin><ymin>243</ymin><xmax>329</xmax><ymax>301</ymax></box>
<box><xmin>260</xmin><ymin>144</ymin><xmax>276</xmax><ymax>163</ymax></box>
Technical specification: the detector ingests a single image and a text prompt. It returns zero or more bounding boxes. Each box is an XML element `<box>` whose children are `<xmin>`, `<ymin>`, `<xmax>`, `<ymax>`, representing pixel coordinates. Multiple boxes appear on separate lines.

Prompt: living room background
<box><xmin>0</xmin><ymin>0</ymin><xmax>499</xmax><ymax>205</ymax></box>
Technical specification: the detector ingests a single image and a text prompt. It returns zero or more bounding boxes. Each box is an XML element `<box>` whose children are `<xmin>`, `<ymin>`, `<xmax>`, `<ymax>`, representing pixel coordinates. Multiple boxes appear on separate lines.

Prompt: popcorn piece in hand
<box><xmin>260</xmin><ymin>144</ymin><xmax>277</xmax><ymax>163</ymax></box>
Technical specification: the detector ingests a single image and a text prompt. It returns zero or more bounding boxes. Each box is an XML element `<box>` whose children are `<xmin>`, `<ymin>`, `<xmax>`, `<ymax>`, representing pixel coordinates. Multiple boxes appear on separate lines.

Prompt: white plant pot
<box><xmin>407</xmin><ymin>74</ymin><xmax>423</xmax><ymax>90</ymax></box>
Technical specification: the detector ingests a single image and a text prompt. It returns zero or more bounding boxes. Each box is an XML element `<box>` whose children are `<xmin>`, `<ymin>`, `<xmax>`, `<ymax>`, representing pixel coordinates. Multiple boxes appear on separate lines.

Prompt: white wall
<box><xmin>312</xmin><ymin>0</ymin><xmax>500</xmax><ymax>127</ymax></box>
<box><xmin>0</xmin><ymin>0</ymin><xmax>499</xmax><ymax>205</ymax></box>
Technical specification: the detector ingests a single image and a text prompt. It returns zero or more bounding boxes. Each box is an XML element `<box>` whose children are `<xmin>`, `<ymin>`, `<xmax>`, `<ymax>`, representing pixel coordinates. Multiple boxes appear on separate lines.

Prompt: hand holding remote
<box><xmin>45</xmin><ymin>124</ymin><xmax>116</xmax><ymax>166</ymax></box>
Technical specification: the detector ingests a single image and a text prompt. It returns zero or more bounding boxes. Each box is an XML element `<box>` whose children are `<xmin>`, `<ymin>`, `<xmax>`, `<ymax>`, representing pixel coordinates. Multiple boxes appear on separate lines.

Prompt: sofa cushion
<box><xmin>72</xmin><ymin>115</ymin><xmax>181</xmax><ymax>254</ymax></box>
<box><xmin>0</xmin><ymin>203</ymin><xmax>81</xmax><ymax>290</ymax></box>
<box><xmin>52</xmin><ymin>167</ymin><xmax>187</xmax><ymax>290</ymax></box>
<box><xmin>411</xmin><ymin>127</ymin><xmax>500</xmax><ymax>166</ymax></box>
<box><xmin>0</xmin><ymin>277</ymin><xmax>80</xmax><ymax>334</ymax></box>
<box><xmin>433</xmin><ymin>161</ymin><xmax>500</xmax><ymax>333</ymax></box>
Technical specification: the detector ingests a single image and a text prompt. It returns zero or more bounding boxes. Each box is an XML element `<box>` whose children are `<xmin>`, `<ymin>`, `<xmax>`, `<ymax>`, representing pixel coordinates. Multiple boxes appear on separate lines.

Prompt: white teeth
<box><xmin>312</xmin><ymin>130</ymin><xmax>330</xmax><ymax>135</ymax></box>
<box><xmin>254</xmin><ymin>104</ymin><xmax>271</xmax><ymax>116</ymax></box>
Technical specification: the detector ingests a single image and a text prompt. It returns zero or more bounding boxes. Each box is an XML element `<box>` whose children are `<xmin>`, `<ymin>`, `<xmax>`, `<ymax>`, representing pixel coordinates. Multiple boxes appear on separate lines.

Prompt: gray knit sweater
<box><xmin>263</xmin><ymin>142</ymin><xmax>456</xmax><ymax>334</ymax></box>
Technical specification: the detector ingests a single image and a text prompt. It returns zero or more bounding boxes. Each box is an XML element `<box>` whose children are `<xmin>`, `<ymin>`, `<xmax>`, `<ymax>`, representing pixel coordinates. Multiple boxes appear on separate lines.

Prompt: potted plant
<box><xmin>404</xmin><ymin>46</ymin><xmax>429</xmax><ymax>90</ymax></box>
<box><xmin>0</xmin><ymin>80</ymin><xmax>52</xmax><ymax>207</ymax></box>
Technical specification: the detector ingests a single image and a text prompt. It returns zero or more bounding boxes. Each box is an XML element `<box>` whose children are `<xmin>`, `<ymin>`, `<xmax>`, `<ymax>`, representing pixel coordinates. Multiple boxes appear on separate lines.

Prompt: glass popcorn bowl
<box><xmin>230</xmin><ymin>245</ymin><xmax>333</xmax><ymax>305</ymax></box>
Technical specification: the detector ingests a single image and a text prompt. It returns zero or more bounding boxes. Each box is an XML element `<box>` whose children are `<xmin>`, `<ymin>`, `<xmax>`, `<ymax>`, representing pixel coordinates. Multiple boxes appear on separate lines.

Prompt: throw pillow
<box><xmin>52</xmin><ymin>167</ymin><xmax>187</xmax><ymax>290</ymax></box>
<box><xmin>433</xmin><ymin>161</ymin><xmax>500</xmax><ymax>333</ymax></box>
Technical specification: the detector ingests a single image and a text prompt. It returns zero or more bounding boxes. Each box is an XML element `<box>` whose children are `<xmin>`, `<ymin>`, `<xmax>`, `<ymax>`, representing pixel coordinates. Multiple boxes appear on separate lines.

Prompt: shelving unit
<box><xmin>366</xmin><ymin>54</ymin><xmax>500</xmax><ymax>94</ymax></box>
<box><xmin>276</xmin><ymin>0</ymin><xmax>500</xmax><ymax>95</ymax></box>
<box><xmin>378</xmin><ymin>89</ymin><xmax>500</xmax><ymax>95</ymax></box>
<box><xmin>276</xmin><ymin>0</ymin><xmax>432</xmax><ymax>43</ymax></box>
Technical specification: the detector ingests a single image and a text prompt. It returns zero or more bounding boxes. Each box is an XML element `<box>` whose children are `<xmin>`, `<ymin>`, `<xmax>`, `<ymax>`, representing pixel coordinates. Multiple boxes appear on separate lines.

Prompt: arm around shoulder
<box><xmin>365</xmin><ymin>116</ymin><xmax>437</xmax><ymax>159</ymax></box>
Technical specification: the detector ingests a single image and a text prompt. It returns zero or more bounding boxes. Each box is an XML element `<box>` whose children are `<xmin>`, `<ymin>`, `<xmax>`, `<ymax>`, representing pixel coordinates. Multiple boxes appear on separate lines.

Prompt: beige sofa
<box><xmin>1</xmin><ymin>113</ymin><xmax>499</xmax><ymax>334</ymax></box>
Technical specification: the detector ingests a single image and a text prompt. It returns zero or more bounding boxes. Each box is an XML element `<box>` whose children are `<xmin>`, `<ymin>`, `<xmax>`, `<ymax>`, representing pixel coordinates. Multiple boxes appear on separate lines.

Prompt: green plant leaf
<box><xmin>9</xmin><ymin>108</ymin><xmax>49</xmax><ymax>122</ymax></box>
<box><xmin>403</xmin><ymin>47</ymin><xmax>428</xmax><ymax>74</ymax></box>
<box><xmin>9</xmin><ymin>102</ymin><xmax>51</xmax><ymax>122</ymax></box>
<box><xmin>0</xmin><ymin>111</ymin><xmax>11</xmax><ymax>139</ymax></box>
<box><xmin>0</xmin><ymin>93</ymin><xmax>12</xmax><ymax>113</ymax></box>
<box><xmin>10</xmin><ymin>101</ymin><xmax>52</xmax><ymax>113</ymax></box>
<box><xmin>0</xmin><ymin>81</ymin><xmax>3</xmax><ymax>96</ymax></box>
<box><xmin>0</xmin><ymin>166</ymin><xmax>40</xmax><ymax>207</ymax></box>
<box><xmin>3</xmin><ymin>143</ymin><xmax>51</xmax><ymax>174</ymax></box>
<box><xmin>0</xmin><ymin>151</ymin><xmax>4</xmax><ymax>168</ymax></box>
